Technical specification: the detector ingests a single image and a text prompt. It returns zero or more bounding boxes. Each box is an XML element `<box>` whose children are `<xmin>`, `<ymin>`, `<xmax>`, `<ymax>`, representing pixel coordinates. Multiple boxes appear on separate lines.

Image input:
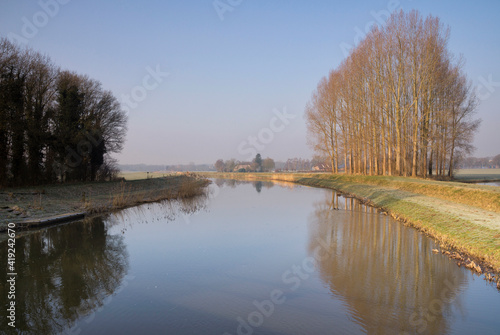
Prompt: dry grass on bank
<box><xmin>0</xmin><ymin>174</ymin><xmax>209</xmax><ymax>223</ymax></box>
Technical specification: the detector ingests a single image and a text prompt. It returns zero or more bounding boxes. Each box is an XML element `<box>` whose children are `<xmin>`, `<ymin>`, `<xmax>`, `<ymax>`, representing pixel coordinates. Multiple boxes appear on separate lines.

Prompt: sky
<box><xmin>1</xmin><ymin>0</ymin><xmax>499</xmax><ymax>165</ymax></box>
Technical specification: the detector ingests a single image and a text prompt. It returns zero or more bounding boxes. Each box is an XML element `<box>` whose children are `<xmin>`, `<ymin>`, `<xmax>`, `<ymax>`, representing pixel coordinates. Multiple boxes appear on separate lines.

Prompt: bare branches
<box><xmin>305</xmin><ymin>10</ymin><xmax>480</xmax><ymax>177</ymax></box>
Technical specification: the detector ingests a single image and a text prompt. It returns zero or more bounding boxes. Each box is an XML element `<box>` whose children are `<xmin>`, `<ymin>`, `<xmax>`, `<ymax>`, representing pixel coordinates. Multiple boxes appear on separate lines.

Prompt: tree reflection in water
<box><xmin>0</xmin><ymin>217</ymin><xmax>128</xmax><ymax>334</ymax></box>
<box><xmin>252</xmin><ymin>181</ymin><xmax>275</xmax><ymax>193</ymax></box>
<box><xmin>212</xmin><ymin>178</ymin><xmax>275</xmax><ymax>194</ymax></box>
<box><xmin>0</xmin><ymin>189</ymin><xmax>211</xmax><ymax>334</ymax></box>
<box><xmin>307</xmin><ymin>191</ymin><xmax>468</xmax><ymax>335</ymax></box>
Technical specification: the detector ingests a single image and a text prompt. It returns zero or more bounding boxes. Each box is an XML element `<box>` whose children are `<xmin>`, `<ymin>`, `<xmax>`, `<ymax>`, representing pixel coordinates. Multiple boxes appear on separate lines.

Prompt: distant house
<box><xmin>234</xmin><ymin>164</ymin><xmax>252</xmax><ymax>172</ymax></box>
<box><xmin>312</xmin><ymin>164</ymin><xmax>329</xmax><ymax>172</ymax></box>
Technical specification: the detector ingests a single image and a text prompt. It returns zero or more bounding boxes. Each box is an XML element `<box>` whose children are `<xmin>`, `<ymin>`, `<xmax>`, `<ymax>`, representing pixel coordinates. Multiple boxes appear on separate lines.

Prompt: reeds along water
<box><xmin>100</xmin><ymin>176</ymin><xmax>209</xmax><ymax>212</ymax></box>
<box><xmin>307</xmin><ymin>191</ymin><xmax>468</xmax><ymax>335</ymax></box>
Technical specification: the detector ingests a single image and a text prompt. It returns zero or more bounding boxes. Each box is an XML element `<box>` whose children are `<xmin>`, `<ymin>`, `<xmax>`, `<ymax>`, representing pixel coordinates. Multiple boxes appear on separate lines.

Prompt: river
<box><xmin>0</xmin><ymin>179</ymin><xmax>499</xmax><ymax>334</ymax></box>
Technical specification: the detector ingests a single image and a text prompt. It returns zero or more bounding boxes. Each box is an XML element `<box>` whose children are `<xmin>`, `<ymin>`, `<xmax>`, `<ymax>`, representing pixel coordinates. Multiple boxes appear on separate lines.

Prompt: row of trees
<box><xmin>215</xmin><ymin>154</ymin><xmax>275</xmax><ymax>172</ymax></box>
<box><xmin>0</xmin><ymin>37</ymin><xmax>127</xmax><ymax>186</ymax></box>
<box><xmin>306</xmin><ymin>10</ymin><xmax>480</xmax><ymax>177</ymax></box>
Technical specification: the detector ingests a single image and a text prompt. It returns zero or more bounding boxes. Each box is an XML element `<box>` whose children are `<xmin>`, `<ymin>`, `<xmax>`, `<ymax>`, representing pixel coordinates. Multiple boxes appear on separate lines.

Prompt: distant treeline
<box><xmin>212</xmin><ymin>156</ymin><xmax>331</xmax><ymax>172</ymax></box>
<box><xmin>215</xmin><ymin>155</ymin><xmax>275</xmax><ymax>172</ymax></box>
<box><xmin>306</xmin><ymin>10</ymin><xmax>480</xmax><ymax>178</ymax></box>
<box><xmin>0</xmin><ymin>38</ymin><xmax>127</xmax><ymax>187</ymax></box>
<box><xmin>459</xmin><ymin>155</ymin><xmax>500</xmax><ymax>169</ymax></box>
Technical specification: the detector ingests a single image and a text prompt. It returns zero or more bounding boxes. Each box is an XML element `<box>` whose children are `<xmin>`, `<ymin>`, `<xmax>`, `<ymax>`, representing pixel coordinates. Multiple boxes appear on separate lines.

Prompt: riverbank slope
<box><xmin>202</xmin><ymin>172</ymin><xmax>500</xmax><ymax>285</ymax></box>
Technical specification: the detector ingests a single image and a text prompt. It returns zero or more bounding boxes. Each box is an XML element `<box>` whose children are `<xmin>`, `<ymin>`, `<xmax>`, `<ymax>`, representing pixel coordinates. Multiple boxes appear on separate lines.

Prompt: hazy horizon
<box><xmin>1</xmin><ymin>0</ymin><xmax>499</xmax><ymax>166</ymax></box>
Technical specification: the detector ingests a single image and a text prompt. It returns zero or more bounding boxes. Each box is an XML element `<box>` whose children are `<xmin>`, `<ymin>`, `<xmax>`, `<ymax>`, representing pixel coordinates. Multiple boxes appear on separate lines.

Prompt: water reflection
<box><xmin>213</xmin><ymin>178</ymin><xmax>291</xmax><ymax>192</ymax></box>
<box><xmin>255</xmin><ymin>181</ymin><xmax>263</xmax><ymax>193</ymax></box>
<box><xmin>0</xmin><ymin>217</ymin><xmax>128</xmax><ymax>334</ymax></box>
<box><xmin>307</xmin><ymin>191</ymin><xmax>468</xmax><ymax>335</ymax></box>
<box><xmin>477</xmin><ymin>182</ymin><xmax>500</xmax><ymax>187</ymax></box>
<box><xmin>0</xmin><ymin>190</ymin><xmax>211</xmax><ymax>335</ymax></box>
<box><xmin>213</xmin><ymin>178</ymin><xmax>256</xmax><ymax>189</ymax></box>
<box><xmin>109</xmin><ymin>192</ymin><xmax>211</xmax><ymax>230</ymax></box>
<box><xmin>2</xmin><ymin>181</ymin><xmax>497</xmax><ymax>334</ymax></box>
<box><xmin>252</xmin><ymin>181</ymin><xmax>275</xmax><ymax>193</ymax></box>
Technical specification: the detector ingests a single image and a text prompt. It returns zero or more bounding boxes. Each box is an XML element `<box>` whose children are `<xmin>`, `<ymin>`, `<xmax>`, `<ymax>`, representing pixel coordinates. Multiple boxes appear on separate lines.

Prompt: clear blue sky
<box><xmin>1</xmin><ymin>0</ymin><xmax>499</xmax><ymax>165</ymax></box>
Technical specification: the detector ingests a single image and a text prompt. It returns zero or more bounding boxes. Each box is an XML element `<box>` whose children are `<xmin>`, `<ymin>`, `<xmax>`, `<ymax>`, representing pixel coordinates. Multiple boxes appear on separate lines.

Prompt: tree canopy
<box><xmin>0</xmin><ymin>37</ymin><xmax>127</xmax><ymax>186</ymax></box>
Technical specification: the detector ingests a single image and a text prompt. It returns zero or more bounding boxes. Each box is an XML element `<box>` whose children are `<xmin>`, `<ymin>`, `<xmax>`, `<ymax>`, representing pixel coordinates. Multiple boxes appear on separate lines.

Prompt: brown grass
<box><xmin>0</xmin><ymin>174</ymin><xmax>209</xmax><ymax>222</ymax></box>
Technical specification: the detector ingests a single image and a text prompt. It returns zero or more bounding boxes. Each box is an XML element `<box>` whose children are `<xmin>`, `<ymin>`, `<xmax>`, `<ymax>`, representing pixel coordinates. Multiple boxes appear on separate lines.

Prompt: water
<box><xmin>1</xmin><ymin>180</ymin><xmax>499</xmax><ymax>335</ymax></box>
<box><xmin>477</xmin><ymin>182</ymin><xmax>500</xmax><ymax>187</ymax></box>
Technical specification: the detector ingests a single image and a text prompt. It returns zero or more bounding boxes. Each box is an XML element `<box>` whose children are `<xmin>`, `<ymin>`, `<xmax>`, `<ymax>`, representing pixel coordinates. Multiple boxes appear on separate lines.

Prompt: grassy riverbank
<box><xmin>0</xmin><ymin>173</ymin><xmax>209</xmax><ymax>227</ymax></box>
<box><xmin>202</xmin><ymin>172</ymin><xmax>500</xmax><ymax>284</ymax></box>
